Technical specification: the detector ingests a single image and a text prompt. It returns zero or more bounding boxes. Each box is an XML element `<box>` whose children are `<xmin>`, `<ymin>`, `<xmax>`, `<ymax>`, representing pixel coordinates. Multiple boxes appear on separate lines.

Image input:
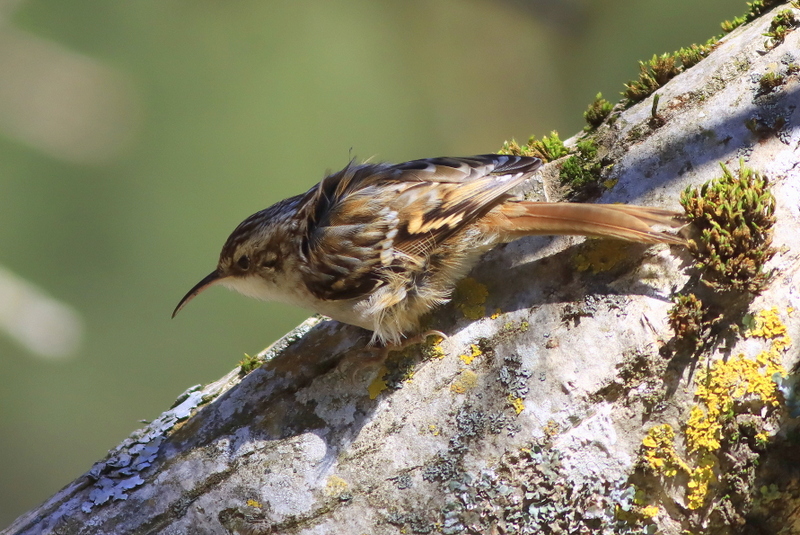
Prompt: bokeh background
<box><xmin>0</xmin><ymin>0</ymin><xmax>746</xmax><ymax>526</ymax></box>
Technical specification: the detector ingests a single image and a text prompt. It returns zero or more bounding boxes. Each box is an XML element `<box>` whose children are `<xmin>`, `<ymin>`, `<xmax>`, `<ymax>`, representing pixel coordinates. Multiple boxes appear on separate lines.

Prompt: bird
<box><xmin>173</xmin><ymin>154</ymin><xmax>685</xmax><ymax>346</ymax></box>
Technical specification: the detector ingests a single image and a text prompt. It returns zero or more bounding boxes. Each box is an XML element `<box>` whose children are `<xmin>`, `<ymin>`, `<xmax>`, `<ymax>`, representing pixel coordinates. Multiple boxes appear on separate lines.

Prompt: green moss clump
<box><xmin>721</xmin><ymin>15</ymin><xmax>748</xmax><ymax>33</ymax></box>
<box><xmin>668</xmin><ymin>293</ymin><xmax>717</xmax><ymax>349</ymax></box>
<box><xmin>583</xmin><ymin>93</ymin><xmax>613</xmax><ymax>129</ymax></box>
<box><xmin>764</xmin><ymin>9</ymin><xmax>798</xmax><ymax>47</ymax></box>
<box><xmin>623</xmin><ymin>54</ymin><xmax>681</xmax><ymax>103</ymax></box>
<box><xmin>499</xmin><ymin>131</ymin><xmax>568</xmax><ymax>163</ymax></box>
<box><xmin>722</xmin><ymin>0</ymin><xmax>786</xmax><ymax>33</ymax></box>
<box><xmin>675</xmin><ymin>42</ymin><xmax>715</xmax><ymax>69</ymax></box>
<box><xmin>758</xmin><ymin>71</ymin><xmax>786</xmax><ymax>93</ymax></box>
<box><xmin>238</xmin><ymin>353</ymin><xmax>262</xmax><ymax>375</ymax></box>
<box><xmin>680</xmin><ymin>161</ymin><xmax>776</xmax><ymax>293</ymax></box>
<box><xmin>559</xmin><ymin>139</ymin><xmax>602</xmax><ymax>195</ymax></box>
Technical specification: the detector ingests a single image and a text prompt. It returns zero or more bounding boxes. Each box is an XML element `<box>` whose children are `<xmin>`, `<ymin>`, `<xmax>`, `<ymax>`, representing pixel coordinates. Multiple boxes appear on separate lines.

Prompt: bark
<box><xmin>6</xmin><ymin>5</ymin><xmax>800</xmax><ymax>534</ymax></box>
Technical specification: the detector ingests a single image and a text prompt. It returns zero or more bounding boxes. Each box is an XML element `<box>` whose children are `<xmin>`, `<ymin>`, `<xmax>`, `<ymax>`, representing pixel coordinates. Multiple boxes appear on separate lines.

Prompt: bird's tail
<box><xmin>488</xmin><ymin>201</ymin><xmax>686</xmax><ymax>245</ymax></box>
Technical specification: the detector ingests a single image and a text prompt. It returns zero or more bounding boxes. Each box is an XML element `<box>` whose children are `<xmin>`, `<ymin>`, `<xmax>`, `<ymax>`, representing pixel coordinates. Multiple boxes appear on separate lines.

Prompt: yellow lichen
<box><xmin>603</xmin><ymin>178</ymin><xmax>619</xmax><ymax>189</ymax></box>
<box><xmin>638</xmin><ymin>505</ymin><xmax>660</xmax><ymax>518</ymax></box>
<box><xmin>508</xmin><ymin>394</ymin><xmax>526</xmax><ymax>415</ymax></box>
<box><xmin>450</xmin><ymin>370</ymin><xmax>479</xmax><ymax>394</ymax></box>
<box><xmin>642</xmin><ymin>424</ymin><xmax>690</xmax><ymax>477</ymax></box>
<box><xmin>428</xmin><ymin>424</ymin><xmax>440</xmax><ymax>436</ymax></box>
<box><xmin>573</xmin><ymin>240</ymin><xmax>630</xmax><ymax>273</ymax></box>
<box><xmin>421</xmin><ymin>334</ymin><xmax>446</xmax><ymax>360</ymax></box>
<box><xmin>686</xmin><ymin>453</ymin><xmax>716</xmax><ymax>510</ymax></box>
<box><xmin>748</xmin><ymin>307</ymin><xmax>793</xmax><ymax>352</ymax></box>
<box><xmin>543</xmin><ymin>419</ymin><xmax>560</xmax><ymax>437</ymax></box>
<box><xmin>490</xmin><ymin>309</ymin><xmax>502</xmax><ymax>320</ymax></box>
<box><xmin>246</xmin><ymin>499</ymin><xmax>262</xmax><ymax>508</ymax></box>
<box><xmin>459</xmin><ymin>344</ymin><xmax>482</xmax><ymax>365</ymax></box>
<box><xmin>454</xmin><ymin>277</ymin><xmax>489</xmax><ymax>320</ymax></box>
<box><xmin>367</xmin><ymin>366</ymin><xmax>389</xmax><ymax>400</ymax></box>
<box><xmin>645</xmin><ymin>308</ymin><xmax>792</xmax><ymax>510</ymax></box>
<box><xmin>324</xmin><ymin>475</ymin><xmax>349</xmax><ymax>497</ymax></box>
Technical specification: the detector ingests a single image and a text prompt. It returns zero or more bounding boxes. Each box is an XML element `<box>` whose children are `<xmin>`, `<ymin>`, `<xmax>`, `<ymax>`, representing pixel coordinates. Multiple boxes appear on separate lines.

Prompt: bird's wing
<box><xmin>297</xmin><ymin>154</ymin><xmax>542</xmax><ymax>301</ymax></box>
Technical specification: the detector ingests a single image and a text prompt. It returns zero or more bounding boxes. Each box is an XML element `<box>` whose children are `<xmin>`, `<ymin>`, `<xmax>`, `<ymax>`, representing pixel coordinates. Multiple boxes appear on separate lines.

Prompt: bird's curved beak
<box><xmin>172</xmin><ymin>270</ymin><xmax>222</xmax><ymax>318</ymax></box>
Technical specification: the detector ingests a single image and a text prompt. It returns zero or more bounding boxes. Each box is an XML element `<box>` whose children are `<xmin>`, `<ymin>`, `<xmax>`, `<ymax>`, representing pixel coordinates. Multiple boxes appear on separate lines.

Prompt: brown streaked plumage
<box><xmin>173</xmin><ymin>154</ymin><xmax>685</xmax><ymax>345</ymax></box>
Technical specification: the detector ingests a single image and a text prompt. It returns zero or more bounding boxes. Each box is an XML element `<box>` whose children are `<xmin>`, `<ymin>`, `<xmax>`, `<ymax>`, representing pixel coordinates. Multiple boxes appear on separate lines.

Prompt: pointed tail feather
<box><xmin>490</xmin><ymin>201</ymin><xmax>686</xmax><ymax>245</ymax></box>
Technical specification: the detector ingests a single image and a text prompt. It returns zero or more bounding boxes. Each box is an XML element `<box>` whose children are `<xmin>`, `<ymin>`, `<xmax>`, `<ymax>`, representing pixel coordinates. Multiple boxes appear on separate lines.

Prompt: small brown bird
<box><xmin>173</xmin><ymin>155</ymin><xmax>684</xmax><ymax>345</ymax></box>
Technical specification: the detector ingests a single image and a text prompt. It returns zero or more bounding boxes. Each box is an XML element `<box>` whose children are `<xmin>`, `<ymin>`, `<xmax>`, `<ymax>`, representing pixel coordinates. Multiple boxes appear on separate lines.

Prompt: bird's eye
<box><xmin>237</xmin><ymin>255</ymin><xmax>250</xmax><ymax>270</ymax></box>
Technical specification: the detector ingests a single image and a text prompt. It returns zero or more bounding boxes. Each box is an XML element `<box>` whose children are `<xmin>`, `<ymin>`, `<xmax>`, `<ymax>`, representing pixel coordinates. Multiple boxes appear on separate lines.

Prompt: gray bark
<box><xmin>6</xmin><ymin>5</ymin><xmax>800</xmax><ymax>534</ymax></box>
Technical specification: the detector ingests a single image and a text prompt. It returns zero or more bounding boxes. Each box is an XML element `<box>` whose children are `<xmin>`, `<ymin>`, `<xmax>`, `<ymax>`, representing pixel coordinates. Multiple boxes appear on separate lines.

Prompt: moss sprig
<box><xmin>623</xmin><ymin>54</ymin><xmax>680</xmax><ymax>103</ymax></box>
<box><xmin>722</xmin><ymin>0</ymin><xmax>785</xmax><ymax>33</ymax></box>
<box><xmin>583</xmin><ymin>93</ymin><xmax>614</xmax><ymax>130</ymax></box>
<box><xmin>680</xmin><ymin>161</ymin><xmax>776</xmax><ymax>293</ymax></box>
<box><xmin>559</xmin><ymin>139</ymin><xmax>603</xmax><ymax>196</ymax></box>
<box><xmin>764</xmin><ymin>9</ymin><xmax>798</xmax><ymax>48</ymax></box>
<box><xmin>499</xmin><ymin>131</ymin><xmax>569</xmax><ymax>162</ymax></box>
<box><xmin>668</xmin><ymin>293</ymin><xmax>717</xmax><ymax>349</ymax></box>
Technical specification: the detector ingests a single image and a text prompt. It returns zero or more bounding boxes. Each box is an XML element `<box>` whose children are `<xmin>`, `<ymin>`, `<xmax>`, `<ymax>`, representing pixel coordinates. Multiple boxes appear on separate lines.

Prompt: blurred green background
<box><xmin>0</xmin><ymin>0</ymin><xmax>745</xmax><ymax>526</ymax></box>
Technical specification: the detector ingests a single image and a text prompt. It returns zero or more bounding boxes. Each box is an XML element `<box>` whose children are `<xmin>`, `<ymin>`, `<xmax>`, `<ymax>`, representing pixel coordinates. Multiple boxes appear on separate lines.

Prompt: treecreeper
<box><xmin>173</xmin><ymin>154</ymin><xmax>685</xmax><ymax>346</ymax></box>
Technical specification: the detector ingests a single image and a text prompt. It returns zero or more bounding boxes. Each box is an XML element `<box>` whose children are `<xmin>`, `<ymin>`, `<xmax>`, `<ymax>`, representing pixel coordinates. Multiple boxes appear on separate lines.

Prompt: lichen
<box><xmin>324</xmin><ymin>475</ymin><xmax>349</xmax><ymax>498</ymax></box>
<box><xmin>573</xmin><ymin>240</ymin><xmax>631</xmax><ymax>273</ymax></box>
<box><xmin>459</xmin><ymin>344</ymin><xmax>482</xmax><ymax>365</ymax></box>
<box><xmin>454</xmin><ymin>277</ymin><xmax>489</xmax><ymax>320</ymax></box>
<box><xmin>367</xmin><ymin>367</ymin><xmax>389</xmax><ymax>400</ymax></box>
<box><xmin>451</xmin><ymin>370</ymin><xmax>479</xmax><ymax>394</ymax></box>
<box><xmin>642</xmin><ymin>424</ymin><xmax>690</xmax><ymax>477</ymax></box>
<box><xmin>642</xmin><ymin>308</ymin><xmax>791</xmax><ymax>512</ymax></box>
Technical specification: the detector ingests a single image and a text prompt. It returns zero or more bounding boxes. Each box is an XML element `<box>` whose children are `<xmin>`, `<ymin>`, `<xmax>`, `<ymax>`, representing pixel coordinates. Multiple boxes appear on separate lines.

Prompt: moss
<box><xmin>680</xmin><ymin>161</ymin><xmax>776</xmax><ymax>293</ymax></box>
<box><xmin>676</xmin><ymin>42</ymin><xmax>715</xmax><ymax>68</ymax></box>
<box><xmin>668</xmin><ymin>293</ymin><xmax>719</xmax><ymax>350</ymax></box>
<box><xmin>583</xmin><ymin>92</ymin><xmax>614</xmax><ymax>129</ymax></box>
<box><xmin>559</xmin><ymin>138</ymin><xmax>603</xmax><ymax>195</ymax></box>
<box><xmin>721</xmin><ymin>15</ymin><xmax>748</xmax><ymax>33</ymax></box>
<box><xmin>758</xmin><ymin>71</ymin><xmax>786</xmax><ymax>94</ymax></box>
<box><xmin>722</xmin><ymin>0</ymin><xmax>785</xmax><ymax>33</ymax></box>
<box><xmin>623</xmin><ymin>53</ymin><xmax>681</xmax><ymax>103</ymax></box>
<box><xmin>499</xmin><ymin>131</ymin><xmax>569</xmax><ymax>163</ymax></box>
<box><xmin>763</xmin><ymin>9</ymin><xmax>798</xmax><ymax>48</ymax></box>
<box><xmin>238</xmin><ymin>353</ymin><xmax>262</xmax><ymax>375</ymax></box>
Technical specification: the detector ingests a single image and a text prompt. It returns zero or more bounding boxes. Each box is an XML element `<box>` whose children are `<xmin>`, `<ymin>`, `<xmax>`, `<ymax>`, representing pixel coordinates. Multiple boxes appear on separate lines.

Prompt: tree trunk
<box><xmin>6</xmin><ymin>4</ymin><xmax>800</xmax><ymax>534</ymax></box>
